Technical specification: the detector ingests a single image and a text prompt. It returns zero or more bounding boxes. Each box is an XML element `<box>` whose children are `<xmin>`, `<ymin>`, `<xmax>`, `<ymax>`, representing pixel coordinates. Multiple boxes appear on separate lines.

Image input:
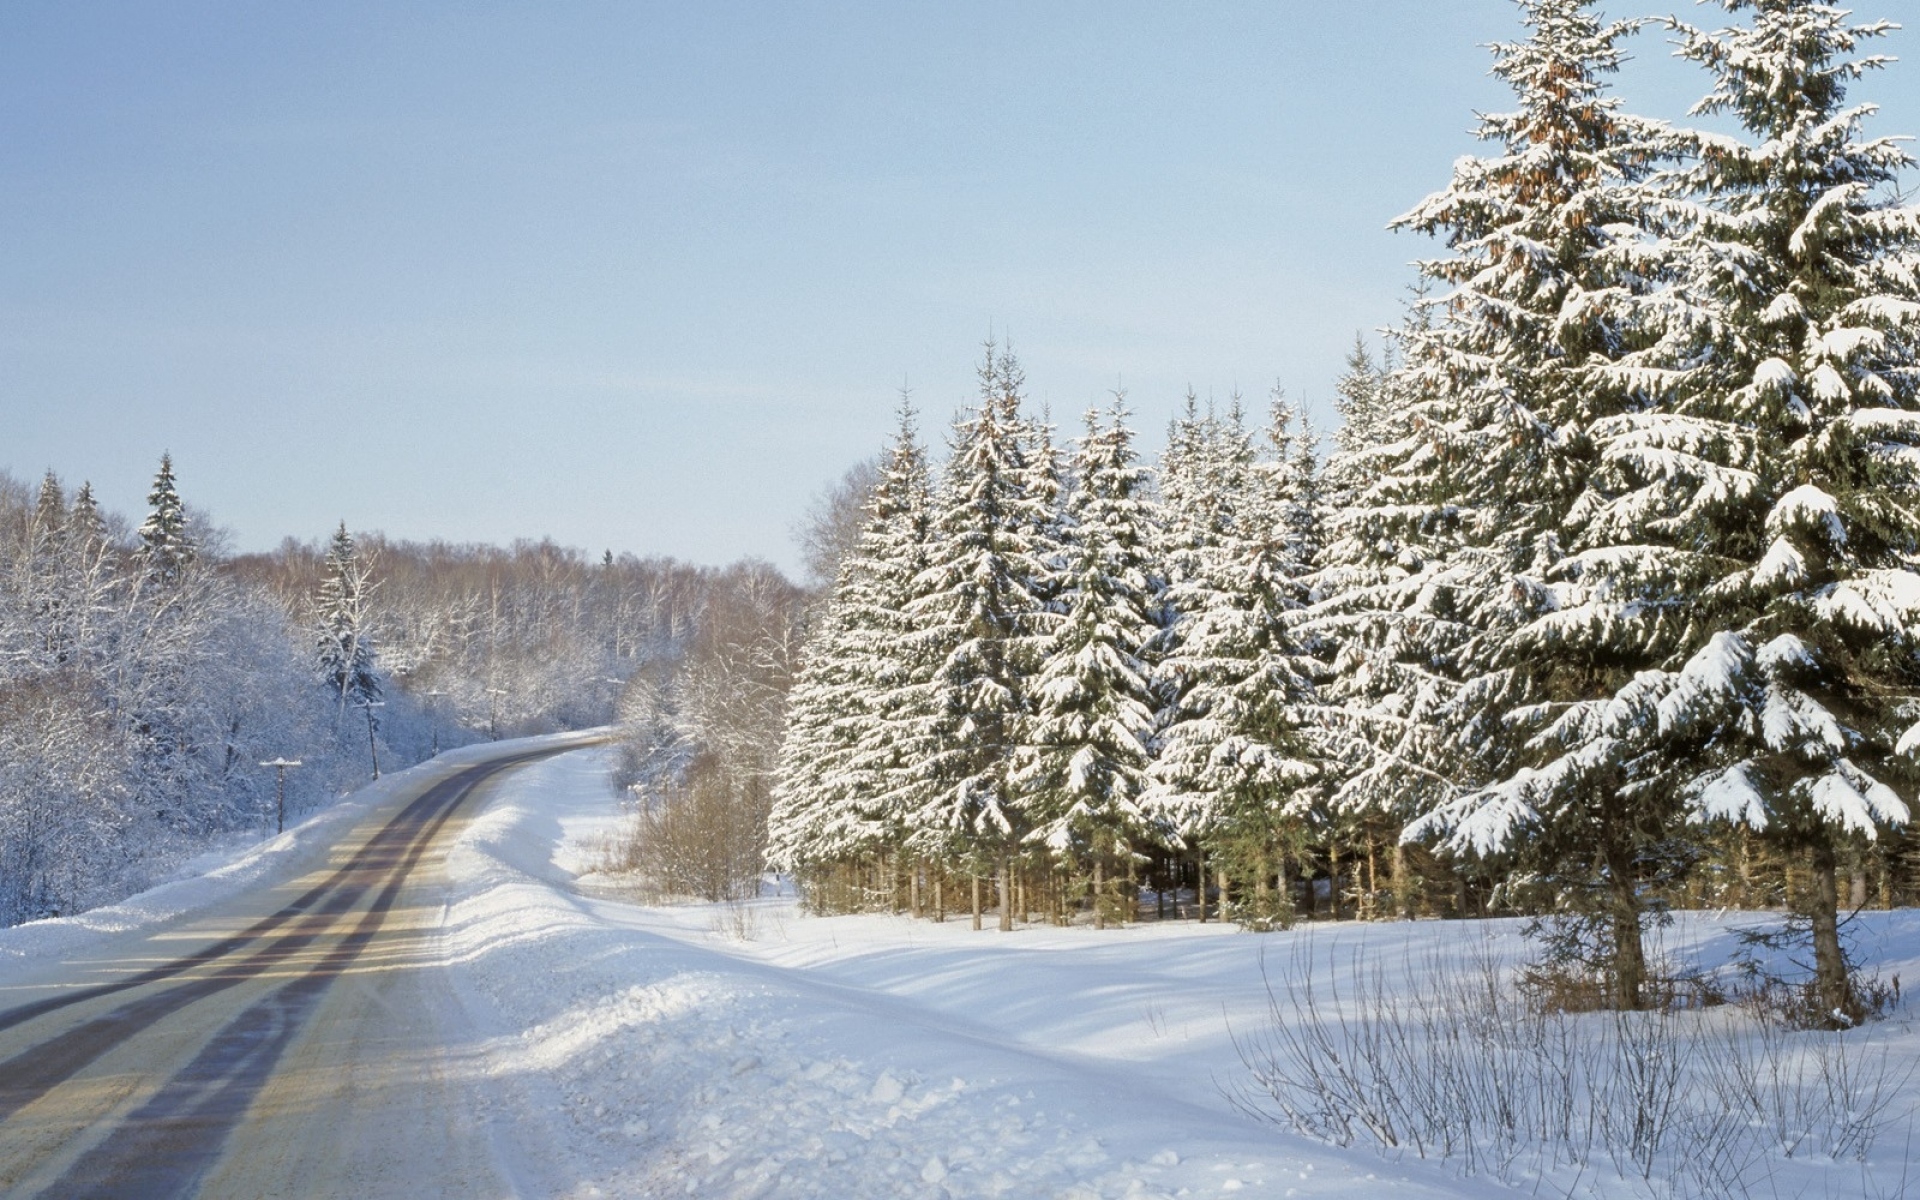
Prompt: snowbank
<box><xmin>444</xmin><ymin>747</ymin><xmax>1920</xmax><ymax>1199</ymax></box>
<box><xmin>0</xmin><ymin>728</ymin><xmax>608</xmax><ymax>972</ymax></box>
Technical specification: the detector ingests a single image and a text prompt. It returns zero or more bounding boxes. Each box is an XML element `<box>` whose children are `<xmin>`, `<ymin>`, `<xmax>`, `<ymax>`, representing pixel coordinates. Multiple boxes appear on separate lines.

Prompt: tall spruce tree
<box><xmin>1325</xmin><ymin>0</ymin><xmax>1682</xmax><ymax>996</ymax></box>
<box><xmin>138</xmin><ymin>453</ymin><xmax>194</xmax><ymax>588</ymax></box>
<box><xmin>769</xmin><ymin>397</ymin><xmax>932</xmax><ymax>876</ymax></box>
<box><xmin>901</xmin><ymin>343</ymin><xmax>1056</xmax><ymax>927</ymax></box>
<box><xmin>1014</xmin><ymin>402</ymin><xmax>1162</xmax><ymax>924</ymax></box>
<box><xmin>1151</xmin><ymin>393</ymin><xmax>1326</xmax><ymax>926</ymax></box>
<box><xmin>316</xmin><ymin>522</ymin><xmax>383</xmax><ymax>729</ymax></box>
<box><xmin>1443</xmin><ymin>0</ymin><xmax>1920</xmax><ymax>1022</ymax></box>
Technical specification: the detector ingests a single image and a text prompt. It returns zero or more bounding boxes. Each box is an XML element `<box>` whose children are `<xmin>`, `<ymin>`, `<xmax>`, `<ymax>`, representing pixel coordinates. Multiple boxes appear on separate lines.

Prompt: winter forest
<box><xmin>771</xmin><ymin>0</ymin><xmax>1920</xmax><ymax>1032</ymax></box>
<box><xmin>0</xmin><ymin>450</ymin><xmax>800</xmax><ymax>927</ymax></box>
<box><xmin>8</xmin><ymin>0</ymin><xmax>1920</xmax><ymax>1048</ymax></box>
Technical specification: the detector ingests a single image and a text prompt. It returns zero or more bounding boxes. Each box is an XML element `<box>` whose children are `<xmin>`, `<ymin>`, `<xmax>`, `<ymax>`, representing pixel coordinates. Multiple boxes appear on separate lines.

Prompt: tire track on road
<box><xmin>0</xmin><ymin>748</ymin><xmax>560</xmax><ymax>1142</ymax></box>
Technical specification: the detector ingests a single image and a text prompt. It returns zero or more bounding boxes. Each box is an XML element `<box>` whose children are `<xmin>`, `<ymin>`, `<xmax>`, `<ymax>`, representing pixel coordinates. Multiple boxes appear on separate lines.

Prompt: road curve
<box><xmin>0</xmin><ymin>742</ymin><xmax>581</xmax><ymax>1199</ymax></box>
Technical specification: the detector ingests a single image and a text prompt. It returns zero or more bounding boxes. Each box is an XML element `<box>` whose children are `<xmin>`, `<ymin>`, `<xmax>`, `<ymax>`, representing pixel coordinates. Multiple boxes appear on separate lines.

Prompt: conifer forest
<box><xmin>13</xmin><ymin>2</ymin><xmax>1920</xmax><ymax>1196</ymax></box>
<box><xmin>4</xmin><ymin>0</ymin><xmax>1920</xmax><ymax>1067</ymax></box>
<box><xmin>769</xmin><ymin>0</ymin><xmax>1920</xmax><ymax>1028</ymax></box>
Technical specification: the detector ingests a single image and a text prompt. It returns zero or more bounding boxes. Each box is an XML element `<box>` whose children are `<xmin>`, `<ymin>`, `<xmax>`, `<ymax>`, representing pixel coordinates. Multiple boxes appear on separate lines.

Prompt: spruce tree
<box><xmin>316</xmin><ymin>522</ymin><xmax>382</xmax><ymax>729</ymax></box>
<box><xmin>769</xmin><ymin>397</ymin><xmax>932</xmax><ymax>879</ymax></box>
<box><xmin>1014</xmin><ymin>402</ymin><xmax>1162</xmax><ymax>924</ymax></box>
<box><xmin>1330</xmin><ymin>0</ymin><xmax>1681</xmax><ymax>994</ymax></box>
<box><xmin>1459</xmin><ymin>0</ymin><xmax>1920</xmax><ymax>1022</ymax></box>
<box><xmin>1152</xmin><ymin>393</ymin><xmax>1326</xmax><ymax>926</ymax></box>
<box><xmin>138</xmin><ymin>453</ymin><xmax>194</xmax><ymax>588</ymax></box>
<box><xmin>901</xmin><ymin>343</ymin><xmax>1056</xmax><ymax>926</ymax></box>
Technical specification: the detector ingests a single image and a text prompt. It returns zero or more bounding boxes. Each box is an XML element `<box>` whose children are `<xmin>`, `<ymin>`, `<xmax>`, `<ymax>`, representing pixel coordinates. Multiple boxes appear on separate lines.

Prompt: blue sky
<box><xmin>5</xmin><ymin>2</ymin><xmax>1918</xmax><ymax>573</ymax></box>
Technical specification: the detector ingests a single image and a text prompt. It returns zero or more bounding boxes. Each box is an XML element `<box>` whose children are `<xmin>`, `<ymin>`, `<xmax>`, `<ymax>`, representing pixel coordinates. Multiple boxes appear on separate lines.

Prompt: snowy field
<box><xmin>460</xmin><ymin>747</ymin><xmax>1920</xmax><ymax>1199</ymax></box>
<box><xmin>6</xmin><ymin>740</ymin><xmax>1920</xmax><ymax>1199</ymax></box>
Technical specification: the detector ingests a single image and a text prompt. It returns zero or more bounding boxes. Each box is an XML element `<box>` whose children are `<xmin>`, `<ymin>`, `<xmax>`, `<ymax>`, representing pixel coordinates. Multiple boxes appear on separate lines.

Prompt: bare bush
<box><xmin>598</xmin><ymin>754</ymin><xmax>769</xmax><ymax>903</ymax></box>
<box><xmin>1228</xmin><ymin>934</ymin><xmax>1913</xmax><ymax>1196</ymax></box>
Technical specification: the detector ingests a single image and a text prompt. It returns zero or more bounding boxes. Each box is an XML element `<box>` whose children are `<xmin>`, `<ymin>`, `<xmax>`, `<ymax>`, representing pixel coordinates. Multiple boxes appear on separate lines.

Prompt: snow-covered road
<box><xmin>7</xmin><ymin>740</ymin><xmax>1919</xmax><ymax>1198</ymax></box>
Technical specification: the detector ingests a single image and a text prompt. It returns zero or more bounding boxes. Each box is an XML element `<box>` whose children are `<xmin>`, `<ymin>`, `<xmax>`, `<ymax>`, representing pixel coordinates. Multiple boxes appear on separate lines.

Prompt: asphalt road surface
<box><xmin>0</xmin><ymin>744</ymin><xmax>574</xmax><ymax>1199</ymax></box>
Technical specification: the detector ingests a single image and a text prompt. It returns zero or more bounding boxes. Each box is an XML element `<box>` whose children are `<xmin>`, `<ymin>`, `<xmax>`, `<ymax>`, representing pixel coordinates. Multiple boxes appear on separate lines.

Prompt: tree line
<box><xmin>1</xmin><ymin>455</ymin><xmax>790</xmax><ymax>927</ymax></box>
<box><xmin>768</xmin><ymin>0</ymin><xmax>1920</xmax><ymax>1025</ymax></box>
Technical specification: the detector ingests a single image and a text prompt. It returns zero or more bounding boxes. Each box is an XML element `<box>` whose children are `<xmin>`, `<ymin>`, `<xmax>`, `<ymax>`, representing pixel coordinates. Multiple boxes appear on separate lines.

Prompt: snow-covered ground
<box><xmin>6</xmin><ymin>740</ymin><xmax>1918</xmax><ymax>1198</ymax></box>
<box><xmin>446</xmin><ymin>747</ymin><xmax>1920</xmax><ymax>1199</ymax></box>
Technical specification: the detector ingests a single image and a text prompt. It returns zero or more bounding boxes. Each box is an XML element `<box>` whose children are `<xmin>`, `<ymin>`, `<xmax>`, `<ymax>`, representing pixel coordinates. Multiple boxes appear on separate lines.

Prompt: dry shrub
<box><xmin>599</xmin><ymin>752</ymin><xmax>769</xmax><ymax>903</ymax></box>
<box><xmin>1229</xmin><ymin>933</ymin><xmax>1914</xmax><ymax>1197</ymax></box>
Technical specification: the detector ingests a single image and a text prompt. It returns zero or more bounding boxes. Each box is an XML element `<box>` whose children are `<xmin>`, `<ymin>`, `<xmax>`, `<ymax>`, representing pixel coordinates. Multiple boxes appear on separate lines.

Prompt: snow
<box><xmin>1691</xmin><ymin>762</ymin><xmax>1769</xmax><ymax>828</ymax></box>
<box><xmin>1805</xmin><ymin>759</ymin><xmax>1909</xmax><ymax>835</ymax></box>
<box><xmin>445</xmin><ymin>746</ymin><xmax>1479</xmax><ymax>1198</ymax></box>
<box><xmin>14</xmin><ymin>741</ymin><xmax>1920</xmax><ymax>1197</ymax></box>
<box><xmin>1656</xmin><ymin>631</ymin><xmax>1750</xmax><ymax>736</ymax></box>
<box><xmin>0</xmin><ymin>729</ymin><xmax>606</xmax><ymax>969</ymax></box>
<box><xmin>1751</xmin><ymin>537</ymin><xmax>1807</xmax><ymax>589</ymax></box>
<box><xmin>1767</xmin><ymin>483</ymin><xmax>1846</xmax><ymax>544</ymax></box>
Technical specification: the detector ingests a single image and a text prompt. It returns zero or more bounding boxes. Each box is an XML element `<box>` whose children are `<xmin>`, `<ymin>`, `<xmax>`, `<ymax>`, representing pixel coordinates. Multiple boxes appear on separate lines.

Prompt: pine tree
<box><xmin>69</xmin><ymin>482</ymin><xmax>106</xmax><ymax>549</ymax></box>
<box><xmin>29</xmin><ymin>471</ymin><xmax>70</xmax><ymax>665</ymax></box>
<box><xmin>1151</xmin><ymin>392</ymin><xmax>1326</xmax><ymax>926</ymax></box>
<box><xmin>316</xmin><ymin>522</ymin><xmax>382</xmax><ymax>729</ymax></box>
<box><xmin>1014</xmin><ymin>401</ymin><xmax>1162</xmax><ymax>925</ymax></box>
<box><xmin>1455</xmin><ymin>0</ymin><xmax>1920</xmax><ymax>1022</ymax></box>
<box><xmin>1320</xmin><ymin>0</ymin><xmax>1681</xmax><ymax>992</ymax></box>
<box><xmin>1331</xmin><ymin>334</ymin><xmax>1400</xmax><ymax>460</ymax></box>
<box><xmin>901</xmin><ymin>343</ymin><xmax>1057</xmax><ymax>927</ymax></box>
<box><xmin>137</xmin><ymin>453</ymin><xmax>194</xmax><ymax>588</ymax></box>
<box><xmin>769</xmin><ymin>396</ymin><xmax>932</xmax><ymax>879</ymax></box>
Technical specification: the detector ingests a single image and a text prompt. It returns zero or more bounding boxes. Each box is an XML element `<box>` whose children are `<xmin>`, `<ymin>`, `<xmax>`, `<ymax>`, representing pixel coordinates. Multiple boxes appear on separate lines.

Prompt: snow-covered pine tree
<box><xmin>1151</xmin><ymin>392</ymin><xmax>1326</xmax><ymax>927</ymax></box>
<box><xmin>28</xmin><ymin>471</ymin><xmax>71</xmax><ymax>666</ymax></box>
<box><xmin>1317</xmin><ymin>1</ymin><xmax>1679</xmax><ymax>987</ymax></box>
<box><xmin>901</xmin><ymin>343</ymin><xmax>1057</xmax><ymax>929</ymax></box>
<box><xmin>1331</xmin><ymin>334</ymin><xmax>1401</xmax><ymax>463</ymax></box>
<box><xmin>1014</xmin><ymin>401</ymin><xmax>1162</xmax><ymax>926</ymax></box>
<box><xmin>316</xmin><ymin>522</ymin><xmax>383</xmax><ymax>732</ymax></box>
<box><xmin>1443</xmin><ymin>0</ymin><xmax>1920</xmax><ymax>1023</ymax></box>
<box><xmin>769</xmin><ymin>396</ymin><xmax>932</xmax><ymax>894</ymax></box>
<box><xmin>137</xmin><ymin>453</ymin><xmax>194</xmax><ymax>588</ymax></box>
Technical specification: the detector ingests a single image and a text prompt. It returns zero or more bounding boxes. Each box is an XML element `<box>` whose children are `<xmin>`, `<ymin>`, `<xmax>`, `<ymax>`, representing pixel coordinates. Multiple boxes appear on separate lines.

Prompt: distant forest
<box><xmin>0</xmin><ymin>459</ymin><xmax>799</xmax><ymax>927</ymax></box>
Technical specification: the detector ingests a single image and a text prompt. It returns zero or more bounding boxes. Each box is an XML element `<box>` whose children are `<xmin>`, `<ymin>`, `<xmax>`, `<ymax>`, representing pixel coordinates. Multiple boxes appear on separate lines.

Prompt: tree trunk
<box><xmin>1365</xmin><ymin>834</ymin><xmax>1379</xmax><ymax>921</ymax></box>
<box><xmin>1216</xmin><ymin>868</ymin><xmax>1229</xmax><ymax>921</ymax></box>
<box><xmin>1093</xmin><ymin>857</ymin><xmax>1105</xmax><ymax>930</ymax></box>
<box><xmin>1808</xmin><ymin>838</ymin><xmax>1856</xmax><ymax>1026</ymax></box>
<box><xmin>1392</xmin><ymin>842</ymin><xmax>1412</xmax><ymax>920</ymax></box>
<box><xmin>934</xmin><ymin>876</ymin><xmax>945</xmax><ymax>923</ymax></box>
<box><xmin>998</xmin><ymin>856</ymin><xmax>1013</xmax><ymax>932</ymax></box>
<box><xmin>1328</xmin><ymin>842</ymin><xmax>1342</xmax><ymax>920</ymax></box>
<box><xmin>1604</xmin><ymin>839</ymin><xmax>1646</xmax><ymax>1011</ymax></box>
<box><xmin>910</xmin><ymin>861</ymin><xmax>922</xmax><ymax>920</ymax></box>
<box><xmin>971</xmin><ymin>875</ymin><xmax>982</xmax><ymax>932</ymax></box>
<box><xmin>1849</xmin><ymin>854</ymin><xmax>1868</xmax><ymax>911</ymax></box>
<box><xmin>1195</xmin><ymin>848</ymin><xmax>1208</xmax><ymax>923</ymax></box>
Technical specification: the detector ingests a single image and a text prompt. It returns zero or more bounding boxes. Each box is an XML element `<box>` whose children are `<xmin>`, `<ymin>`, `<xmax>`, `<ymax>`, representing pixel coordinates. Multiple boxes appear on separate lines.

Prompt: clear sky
<box><xmin>5</xmin><ymin>2</ymin><xmax>1918</xmax><ymax>574</ymax></box>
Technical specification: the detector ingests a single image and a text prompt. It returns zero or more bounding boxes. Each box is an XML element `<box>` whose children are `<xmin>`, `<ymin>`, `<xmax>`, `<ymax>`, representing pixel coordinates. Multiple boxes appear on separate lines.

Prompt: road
<box><xmin>0</xmin><ymin>743</ymin><xmax>574</xmax><ymax>1199</ymax></box>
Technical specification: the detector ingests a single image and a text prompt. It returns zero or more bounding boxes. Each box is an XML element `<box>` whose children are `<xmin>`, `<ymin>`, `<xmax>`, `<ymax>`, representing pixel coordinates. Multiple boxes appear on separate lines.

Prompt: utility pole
<box><xmin>424</xmin><ymin>688</ymin><xmax>447</xmax><ymax>756</ymax></box>
<box><xmin>260</xmin><ymin>758</ymin><xmax>303</xmax><ymax>834</ymax></box>
<box><xmin>356</xmin><ymin>699</ymin><xmax>387</xmax><ymax>779</ymax></box>
<box><xmin>486</xmin><ymin>687</ymin><xmax>508</xmax><ymax>741</ymax></box>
